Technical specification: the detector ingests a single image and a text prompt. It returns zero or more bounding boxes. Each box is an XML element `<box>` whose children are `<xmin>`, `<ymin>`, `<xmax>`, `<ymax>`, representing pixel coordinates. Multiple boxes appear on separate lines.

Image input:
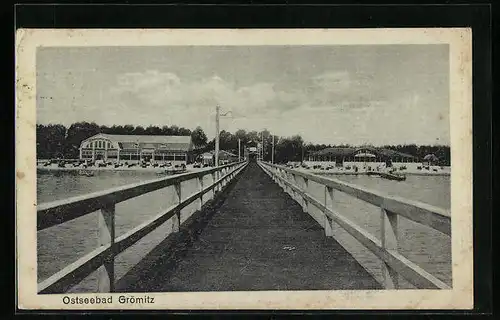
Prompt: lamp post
<box><xmin>301</xmin><ymin>142</ymin><xmax>304</xmax><ymax>164</ymax></box>
<box><xmin>215</xmin><ymin>105</ymin><xmax>220</xmax><ymax>167</ymax></box>
<box><xmin>238</xmin><ymin>138</ymin><xmax>241</xmax><ymax>162</ymax></box>
<box><xmin>272</xmin><ymin>135</ymin><xmax>275</xmax><ymax>164</ymax></box>
<box><xmin>261</xmin><ymin>131</ymin><xmax>264</xmax><ymax>161</ymax></box>
<box><xmin>215</xmin><ymin>104</ymin><xmax>232</xmax><ymax>167</ymax></box>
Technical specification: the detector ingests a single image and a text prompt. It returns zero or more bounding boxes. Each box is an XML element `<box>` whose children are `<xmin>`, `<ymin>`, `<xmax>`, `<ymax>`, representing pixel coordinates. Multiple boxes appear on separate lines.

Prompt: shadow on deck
<box><xmin>116</xmin><ymin>162</ymin><xmax>381</xmax><ymax>291</ymax></box>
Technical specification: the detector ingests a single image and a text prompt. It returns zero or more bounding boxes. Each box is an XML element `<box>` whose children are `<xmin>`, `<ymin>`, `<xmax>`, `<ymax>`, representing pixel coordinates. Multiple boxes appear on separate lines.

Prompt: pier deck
<box><xmin>121</xmin><ymin>162</ymin><xmax>381</xmax><ymax>291</ymax></box>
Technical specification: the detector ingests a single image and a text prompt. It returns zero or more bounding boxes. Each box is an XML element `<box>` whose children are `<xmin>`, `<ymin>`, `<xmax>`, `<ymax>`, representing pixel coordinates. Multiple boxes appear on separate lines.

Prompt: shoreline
<box><xmin>36</xmin><ymin>166</ymin><xmax>197</xmax><ymax>174</ymax></box>
<box><xmin>295</xmin><ymin>168</ymin><xmax>450</xmax><ymax>176</ymax></box>
<box><xmin>37</xmin><ymin>165</ymin><xmax>450</xmax><ymax>176</ymax></box>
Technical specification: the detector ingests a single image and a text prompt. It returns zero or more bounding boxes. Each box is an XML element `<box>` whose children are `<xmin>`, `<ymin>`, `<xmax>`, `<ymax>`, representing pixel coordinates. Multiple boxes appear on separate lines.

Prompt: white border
<box><xmin>15</xmin><ymin>28</ymin><xmax>473</xmax><ymax>310</ymax></box>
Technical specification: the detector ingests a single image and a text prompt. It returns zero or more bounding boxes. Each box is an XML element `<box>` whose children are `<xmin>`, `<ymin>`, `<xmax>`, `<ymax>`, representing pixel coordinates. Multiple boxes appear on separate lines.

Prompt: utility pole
<box><xmin>272</xmin><ymin>135</ymin><xmax>275</xmax><ymax>164</ymax></box>
<box><xmin>302</xmin><ymin>142</ymin><xmax>304</xmax><ymax>164</ymax></box>
<box><xmin>261</xmin><ymin>131</ymin><xmax>264</xmax><ymax>161</ymax></box>
<box><xmin>215</xmin><ymin>104</ymin><xmax>220</xmax><ymax>167</ymax></box>
<box><xmin>238</xmin><ymin>138</ymin><xmax>241</xmax><ymax>162</ymax></box>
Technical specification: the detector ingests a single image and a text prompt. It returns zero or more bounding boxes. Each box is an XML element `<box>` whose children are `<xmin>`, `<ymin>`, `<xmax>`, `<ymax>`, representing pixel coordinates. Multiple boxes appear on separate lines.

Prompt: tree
<box><xmin>170</xmin><ymin>125</ymin><xmax>180</xmax><ymax>136</ymax></box>
<box><xmin>123</xmin><ymin>125</ymin><xmax>135</xmax><ymax>134</ymax></box>
<box><xmin>145</xmin><ymin>125</ymin><xmax>163</xmax><ymax>135</ymax></box>
<box><xmin>178</xmin><ymin>127</ymin><xmax>192</xmax><ymax>136</ymax></box>
<box><xmin>37</xmin><ymin>124</ymin><xmax>67</xmax><ymax>159</ymax></box>
<box><xmin>133</xmin><ymin>126</ymin><xmax>145</xmax><ymax>135</ymax></box>
<box><xmin>246</xmin><ymin>131</ymin><xmax>260</xmax><ymax>145</ymax></box>
<box><xmin>161</xmin><ymin>125</ymin><xmax>171</xmax><ymax>135</ymax></box>
<box><xmin>64</xmin><ymin>122</ymin><xmax>101</xmax><ymax>158</ymax></box>
<box><xmin>234</xmin><ymin>129</ymin><xmax>247</xmax><ymax>141</ymax></box>
<box><xmin>191</xmin><ymin>126</ymin><xmax>208</xmax><ymax>148</ymax></box>
<box><xmin>219</xmin><ymin>130</ymin><xmax>237</xmax><ymax>151</ymax></box>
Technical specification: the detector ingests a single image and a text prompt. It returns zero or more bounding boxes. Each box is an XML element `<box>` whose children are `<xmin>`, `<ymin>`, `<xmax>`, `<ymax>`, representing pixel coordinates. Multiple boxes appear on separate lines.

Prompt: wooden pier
<box><xmin>36</xmin><ymin>160</ymin><xmax>451</xmax><ymax>293</ymax></box>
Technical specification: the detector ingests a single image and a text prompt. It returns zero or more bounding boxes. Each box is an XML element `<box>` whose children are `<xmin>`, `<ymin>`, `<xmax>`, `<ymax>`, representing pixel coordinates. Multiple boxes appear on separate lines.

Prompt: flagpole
<box><xmin>215</xmin><ymin>105</ymin><xmax>220</xmax><ymax>167</ymax></box>
<box><xmin>272</xmin><ymin>135</ymin><xmax>275</xmax><ymax>164</ymax></box>
<box><xmin>238</xmin><ymin>138</ymin><xmax>241</xmax><ymax>162</ymax></box>
<box><xmin>261</xmin><ymin>131</ymin><xmax>264</xmax><ymax>161</ymax></box>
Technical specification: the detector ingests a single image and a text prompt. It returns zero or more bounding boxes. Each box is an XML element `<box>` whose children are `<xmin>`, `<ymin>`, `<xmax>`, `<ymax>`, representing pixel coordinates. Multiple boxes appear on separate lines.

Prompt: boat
<box><xmin>165</xmin><ymin>165</ymin><xmax>187</xmax><ymax>175</ymax></box>
<box><xmin>165</xmin><ymin>168</ymin><xmax>187</xmax><ymax>175</ymax></box>
<box><xmin>78</xmin><ymin>169</ymin><xmax>95</xmax><ymax>177</ymax></box>
<box><xmin>379</xmin><ymin>171</ymin><xmax>406</xmax><ymax>181</ymax></box>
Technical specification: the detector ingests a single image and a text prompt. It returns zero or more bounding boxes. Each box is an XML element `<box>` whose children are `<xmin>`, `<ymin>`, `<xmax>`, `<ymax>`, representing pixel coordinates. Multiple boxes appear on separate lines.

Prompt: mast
<box><xmin>215</xmin><ymin>104</ymin><xmax>220</xmax><ymax>167</ymax></box>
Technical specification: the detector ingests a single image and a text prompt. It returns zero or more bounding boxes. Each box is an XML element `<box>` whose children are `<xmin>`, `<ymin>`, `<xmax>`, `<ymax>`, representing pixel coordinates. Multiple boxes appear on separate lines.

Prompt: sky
<box><xmin>36</xmin><ymin>45</ymin><xmax>450</xmax><ymax>146</ymax></box>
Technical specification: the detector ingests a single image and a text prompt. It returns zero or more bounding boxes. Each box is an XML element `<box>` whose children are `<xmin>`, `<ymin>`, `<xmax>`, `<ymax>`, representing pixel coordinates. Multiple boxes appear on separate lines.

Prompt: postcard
<box><xmin>16</xmin><ymin>28</ymin><xmax>472</xmax><ymax>310</ymax></box>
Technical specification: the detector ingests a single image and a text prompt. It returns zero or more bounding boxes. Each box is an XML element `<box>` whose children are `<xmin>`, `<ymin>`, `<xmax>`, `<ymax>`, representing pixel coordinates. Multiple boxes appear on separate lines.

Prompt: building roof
<box><xmin>84</xmin><ymin>133</ymin><xmax>193</xmax><ymax>151</ymax></box>
<box><xmin>311</xmin><ymin>147</ymin><xmax>417</xmax><ymax>160</ymax></box>
<box><xmin>313</xmin><ymin>147</ymin><xmax>356</xmax><ymax>157</ymax></box>
<box><xmin>423</xmin><ymin>153</ymin><xmax>439</xmax><ymax>161</ymax></box>
<box><xmin>378</xmin><ymin>148</ymin><xmax>416</xmax><ymax>159</ymax></box>
<box><xmin>201</xmin><ymin>150</ymin><xmax>238</xmax><ymax>159</ymax></box>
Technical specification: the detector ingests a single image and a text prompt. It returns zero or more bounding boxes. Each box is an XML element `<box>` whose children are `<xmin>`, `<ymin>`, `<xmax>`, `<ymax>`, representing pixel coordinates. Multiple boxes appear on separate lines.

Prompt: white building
<box><xmin>79</xmin><ymin>133</ymin><xmax>193</xmax><ymax>165</ymax></box>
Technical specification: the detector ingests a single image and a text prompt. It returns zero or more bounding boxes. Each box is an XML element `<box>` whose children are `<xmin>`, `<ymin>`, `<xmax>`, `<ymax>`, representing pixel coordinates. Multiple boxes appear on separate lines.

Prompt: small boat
<box><xmin>165</xmin><ymin>165</ymin><xmax>187</xmax><ymax>175</ymax></box>
<box><xmin>78</xmin><ymin>169</ymin><xmax>95</xmax><ymax>177</ymax></box>
<box><xmin>379</xmin><ymin>171</ymin><xmax>406</xmax><ymax>181</ymax></box>
<box><xmin>366</xmin><ymin>171</ymin><xmax>379</xmax><ymax>176</ymax></box>
<box><xmin>165</xmin><ymin>168</ymin><xmax>187</xmax><ymax>175</ymax></box>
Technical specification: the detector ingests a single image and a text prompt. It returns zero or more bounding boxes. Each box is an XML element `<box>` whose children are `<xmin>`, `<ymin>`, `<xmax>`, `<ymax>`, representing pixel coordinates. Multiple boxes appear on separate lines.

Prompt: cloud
<box><xmin>100</xmin><ymin>70</ymin><xmax>449</xmax><ymax>144</ymax></box>
<box><xmin>108</xmin><ymin>71</ymin><xmax>314</xmax><ymax>120</ymax></box>
<box><xmin>108</xmin><ymin>70</ymin><xmax>389</xmax><ymax>123</ymax></box>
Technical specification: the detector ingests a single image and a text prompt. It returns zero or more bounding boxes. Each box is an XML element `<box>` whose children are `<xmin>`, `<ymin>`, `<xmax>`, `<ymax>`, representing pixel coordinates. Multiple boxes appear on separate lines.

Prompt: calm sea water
<box><xmin>37</xmin><ymin>170</ymin><xmax>212</xmax><ymax>293</ymax></box>
<box><xmin>37</xmin><ymin>170</ymin><xmax>451</xmax><ymax>291</ymax></box>
<box><xmin>305</xmin><ymin>173</ymin><xmax>451</xmax><ymax>289</ymax></box>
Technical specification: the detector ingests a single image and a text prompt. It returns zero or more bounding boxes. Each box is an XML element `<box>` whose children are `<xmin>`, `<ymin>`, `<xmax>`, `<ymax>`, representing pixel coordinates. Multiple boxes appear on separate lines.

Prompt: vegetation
<box><xmin>36</xmin><ymin>122</ymin><xmax>451</xmax><ymax>165</ymax></box>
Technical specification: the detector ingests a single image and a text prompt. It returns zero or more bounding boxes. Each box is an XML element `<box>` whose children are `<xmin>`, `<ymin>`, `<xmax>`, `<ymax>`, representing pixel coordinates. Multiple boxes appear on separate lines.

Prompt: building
<box><xmin>79</xmin><ymin>133</ymin><xmax>193</xmax><ymax>165</ymax></box>
<box><xmin>200</xmin><ymin>152</ymin><xmax>215</xmax><ymax>166</ymax></box>
<box><xmin>423</xmin><ymin>153</ymin><xmax>440</xmax><ymax>166</ymax></box>
<box><xmin>218</xmin><ymin>150</ymin><xmax>239</xmax><ymax>164</ymax></box>
<box><xmin>306</xmin><ymin>146</ymin><xmax>419</xmax><ymax>169</ymax></box>
<box><xmin>198</xmin><ymin>150</ymin><xmax>239</xmax><ymax>166</ymax></box>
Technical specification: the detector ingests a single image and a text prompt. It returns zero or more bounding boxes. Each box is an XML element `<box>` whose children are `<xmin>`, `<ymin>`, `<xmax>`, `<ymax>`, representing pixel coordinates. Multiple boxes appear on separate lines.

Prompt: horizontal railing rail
<box><xmin>37</xmin><ymin>161</ymin><xmax>248</xmax><ymax>294</ymax></box>
<box><xmin>258</xmin><ymin>161</ymin><xmax>451</xmax><ymax>290</ymax></box>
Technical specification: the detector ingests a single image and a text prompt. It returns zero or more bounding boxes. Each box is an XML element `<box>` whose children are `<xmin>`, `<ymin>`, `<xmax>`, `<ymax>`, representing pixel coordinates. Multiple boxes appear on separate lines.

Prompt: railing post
<box><xmin>211</xmin><ymin>171</ymin><xmax>217</xmax><ymax>197</ymax></box>
<box><xmin>98</xmin><ymin>203</ymin><xmax>115</xmax><ymax>292</ymax></box>
<box><xmin>380</xmin><ymin>207</ymin><xmax>399</xmax><ymax>289</ymax></box>
<box><xmin>222</xmin><ymin>167</ymin><xmax>227</xmax><ymax>187</ymax></box>
<box><xmin>223</xmin><ymin>167</ymin><xmax>227</xmax><ymax>187</ymax></box>
<box><xmin>275</xmin><ymin>167</ymin><xmax>281</xmax><ymax>187</ymax></box>
<box><xmin>324</xmin><ymin>186</ymin><xmax>334</xmax><ymax>237</ymax></box>
<box><xmin>172</xmin><ymin>182</ymin><xmax>181</xmax><ymax>232</ymax></box>
<box><xmin>287</xmin><ymin>171</ymin><xmax>293</xmax><ymax>195</ymax></box>
<box><xmin>282</xmin><ymin>169</ymin><xmax>287</xmax><ymax>192</ymax></box>
<box><xmin>291</xmin><ymin>173</ymin><xmax>298</xmax><ymax>201</ymax></box>
<box><xmin>198</xmin><ymin>175</ymin><xmax>204</xmax><ymax>210</ymax></box>
<box><xmin>302</xmin><ymin>177</ymin><xmax>309</xmax><ymax>213</ymax></box>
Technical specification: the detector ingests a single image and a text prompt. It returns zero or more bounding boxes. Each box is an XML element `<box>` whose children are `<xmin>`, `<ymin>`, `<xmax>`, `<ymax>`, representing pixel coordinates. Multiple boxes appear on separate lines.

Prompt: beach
<box><xmin>36</xmin><ymin>163</ymin><xmax>206</xmax><ymax>174</ymax></box>
<box><xmin>292</xmin><ymin>165</ymin><xmax>450</xmax><ymax>176</ymax></box>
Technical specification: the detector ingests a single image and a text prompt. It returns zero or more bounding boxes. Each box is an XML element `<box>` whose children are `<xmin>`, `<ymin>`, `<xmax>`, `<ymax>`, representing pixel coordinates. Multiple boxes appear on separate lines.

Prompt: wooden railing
<box><xmin>37</xmin><ymin>161</ymin><xmax>248</xmax><ymax>294</ymax></box>
<box><xmin>258</xmin><ymin>161</ymin><xmax>451</xmax><ymax>290</ymax></box>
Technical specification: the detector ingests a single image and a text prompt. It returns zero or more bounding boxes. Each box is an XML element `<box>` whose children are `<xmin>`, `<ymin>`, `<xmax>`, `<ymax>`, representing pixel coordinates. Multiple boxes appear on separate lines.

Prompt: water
<box><xmin>305</xmin><ymin>173</ymin><xmax>451</xmax><ymax>288</ymax></box>
<box><xmin>37</xmin><ymin>170</ymin><xmax>213</xmax><ymax>292</ymax></box>
<box><xmin>37</xmin><ymin>170</ymin><xmax>451</xmax><ymax>291</ymax></box>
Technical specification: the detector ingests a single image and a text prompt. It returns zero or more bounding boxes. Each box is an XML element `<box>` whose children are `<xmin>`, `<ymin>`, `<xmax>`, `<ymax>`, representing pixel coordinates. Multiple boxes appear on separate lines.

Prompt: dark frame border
<box><xmin>11</xmin><ymin>2</ymin><xmax>493</xmax><ymax>317</ymax></box>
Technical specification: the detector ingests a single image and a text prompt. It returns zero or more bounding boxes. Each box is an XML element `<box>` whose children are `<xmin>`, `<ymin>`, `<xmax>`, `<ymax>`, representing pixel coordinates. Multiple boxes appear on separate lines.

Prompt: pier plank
<box><xmin>127</xmin><ymin>162</ymin><xmax>380</xmax><ymax>291</ymax></box>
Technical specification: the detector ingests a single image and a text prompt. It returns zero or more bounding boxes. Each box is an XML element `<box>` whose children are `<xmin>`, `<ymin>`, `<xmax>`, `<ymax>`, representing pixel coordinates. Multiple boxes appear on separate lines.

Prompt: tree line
<box><xmin>36</xmin><ymin>122</ymin><xmax>450</xmax><ymax>165</ymax></box>
<box><xmin>36</xmin><ymin>122</ymin><xmax>208</xmax><ymax>159</ymax></box>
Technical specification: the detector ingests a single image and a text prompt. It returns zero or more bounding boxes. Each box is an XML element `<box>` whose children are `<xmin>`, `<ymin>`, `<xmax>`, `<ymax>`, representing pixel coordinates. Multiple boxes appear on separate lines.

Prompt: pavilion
<box><xmin>307</xmin><ymin>146</ymin><xmax>419</xmax><ymax>167</ymax></box>
<box><xmin>78</xmin><ymin>133</ymin><xmax>193</xmax><ymax>164</ymax></box>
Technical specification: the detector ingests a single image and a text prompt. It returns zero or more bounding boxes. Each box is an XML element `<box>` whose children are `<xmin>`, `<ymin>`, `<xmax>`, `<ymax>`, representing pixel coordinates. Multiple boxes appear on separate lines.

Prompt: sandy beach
<box><xmin>295</xmin><ymin>167</ymin><xmax>451</xmax><ymax>176</ymax></box>
<box><xmin>36</xmin><ymin>163</ymin><xmax>206</xmax><ymax>174</ymax></box>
